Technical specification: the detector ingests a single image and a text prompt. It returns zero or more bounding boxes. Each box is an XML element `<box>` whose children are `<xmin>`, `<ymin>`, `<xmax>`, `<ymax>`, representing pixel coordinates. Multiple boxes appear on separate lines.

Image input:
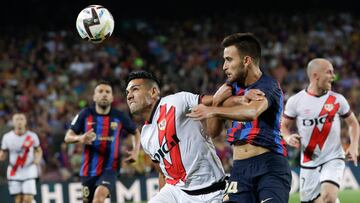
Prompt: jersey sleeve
<box><xmin>32</xmin><ymin>132</ymin><xmax>41</xmax><ymax>148</ymax></box>
<box><xmin>177</xmin><ymin>91</ymin><xmax>200</xmax><ymax>107</ymax></box>
<box><xmin>70</xmin><ymin>109</ymin><xmax>87</xmax><ymax>134</ymax></box>
<box><xmin>120</xmin><ymin>112</ymin><xmax>137</xmax><ymax>134</ymax></box>
<box><xmin>337</xmin><ymin>94</ymin><xmax>351</xmax><ymax>118</ymax></box>
<box><xmin>253</xmin><ymin>80</ymin><xmax>282</xmax><ymax>112</ymax></box>
<box><xmin>284</xmin><ymin>95</ymin><xmax>298</xmax><ymax>119</ymax></box>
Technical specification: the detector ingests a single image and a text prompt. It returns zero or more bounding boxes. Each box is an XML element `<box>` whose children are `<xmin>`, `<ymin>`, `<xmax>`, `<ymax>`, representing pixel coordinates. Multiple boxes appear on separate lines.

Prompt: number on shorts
<box><xmin>226</xmin><ymin>181</ymin><xmax>238</xmax><ymax>194</ymax></box>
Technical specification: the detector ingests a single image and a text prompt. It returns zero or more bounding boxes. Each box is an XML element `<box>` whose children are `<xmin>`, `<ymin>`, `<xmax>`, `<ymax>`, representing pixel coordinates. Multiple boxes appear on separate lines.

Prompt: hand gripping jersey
<box><xmin>284</xmin><ymin>90</ymin><xmax>351</xmax><ymax>167</ymax></box>
<box><xmin>1</xmin><ymin>130</ymin><xmax>40</xmax><ymax>180</ymax></box>
<box><xmin>141</xmin><ymin>92</ymin><xmax>225</xmax><ymax>191</ymax></box>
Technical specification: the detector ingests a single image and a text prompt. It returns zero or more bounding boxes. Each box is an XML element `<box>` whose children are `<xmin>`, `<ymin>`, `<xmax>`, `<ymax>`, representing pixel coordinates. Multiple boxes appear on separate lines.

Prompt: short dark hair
<box><xmin>126</xmin><ymin>70</ymin><xmax>161</xmax><ymax>88</ymax></box>
<box><xmin>96</xmin><ymin>80</ymin><xmax>113</xmax><ymax>89</ymax></box>
<box><xmin>221</xmin><ymin>33</ymin><xmax>261</xmax><ymax>64</ymax></box>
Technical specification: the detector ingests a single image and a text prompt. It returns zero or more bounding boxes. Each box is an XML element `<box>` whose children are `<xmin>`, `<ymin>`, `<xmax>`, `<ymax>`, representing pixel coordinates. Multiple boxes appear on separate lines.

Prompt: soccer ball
<box><xmin>76</xmin><ymin>5</ymin><xmax>114</xmax><ymax>43</ymax></box>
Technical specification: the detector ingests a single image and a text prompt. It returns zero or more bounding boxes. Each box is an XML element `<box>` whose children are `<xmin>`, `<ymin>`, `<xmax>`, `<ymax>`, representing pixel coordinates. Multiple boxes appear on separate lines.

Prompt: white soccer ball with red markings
<box><xmin>76</xmin><ymin>5</ymin><xmax>114</xmax><ymax>43</ymax></box>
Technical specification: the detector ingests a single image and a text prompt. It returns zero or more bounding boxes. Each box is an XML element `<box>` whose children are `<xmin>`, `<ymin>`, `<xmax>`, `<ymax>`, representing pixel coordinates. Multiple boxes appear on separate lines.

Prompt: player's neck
<box><xmin>244</xmin><ymin>68</ymin><xmax>262</xmax><ymax>86</ymax></box>
<box><xmin>307</xmin><ymin>83</ymin><xmax>327</xmax><ymax>96</ymax></box>
<box><xmin>95</xmin><ymin>105</ymin><xmax>111</xmax><ymax>115</ymax></box>
<box><xmin>144</xmin><ymin>99</ymin><xmax>160</xmax><ymax>123</ymax></box>
<box><xmin>14</xmin><ymin>128</ymin><xmax>26</xmax><ymax>136</ymax></box>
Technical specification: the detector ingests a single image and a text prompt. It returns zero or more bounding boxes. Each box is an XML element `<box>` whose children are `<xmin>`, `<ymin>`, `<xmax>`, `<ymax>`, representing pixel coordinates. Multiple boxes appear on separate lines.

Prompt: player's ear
<box><xmin>313</xmin><ymin>72</ymin><xmax>319</xmax><ymax>81</ymax></box>
<box><xmin>151</xmin><ymin>86</ymin><xmax>160</xmax><ymax>99</ymax></box>
<box><xmin>243</xmin><ymin>56</ymin><xmax>251</xmax><ymax>67</ymax></box>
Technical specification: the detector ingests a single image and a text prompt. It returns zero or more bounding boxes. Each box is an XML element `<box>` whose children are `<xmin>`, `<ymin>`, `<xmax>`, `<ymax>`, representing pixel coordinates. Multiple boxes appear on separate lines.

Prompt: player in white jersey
<box><xmin>281</xmin><ymin>58</ymin><xmax>359</xmax><ymax>203</ymax></box>
<box><xmin>0</xmin><ymin>113</ymin><xmax>43</xmax><ymax>203</ymax></box>
<box><xmin>126</xmin><ymin>70</ymin><xmax>226</xmax><ymax>203</ymax></box>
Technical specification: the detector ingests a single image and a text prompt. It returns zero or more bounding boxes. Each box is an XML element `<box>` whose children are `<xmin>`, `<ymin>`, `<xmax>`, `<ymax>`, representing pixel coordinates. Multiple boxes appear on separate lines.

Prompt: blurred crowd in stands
<box><xmin>1</xmin><ymin>12</ymin><xmax>360</xmax><ymax>183</ymax></box>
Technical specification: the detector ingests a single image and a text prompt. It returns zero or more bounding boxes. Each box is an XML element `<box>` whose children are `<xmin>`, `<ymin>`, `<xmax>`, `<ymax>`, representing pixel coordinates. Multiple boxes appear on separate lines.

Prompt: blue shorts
<box><xmin>224</xmin><ymin>152</ymin><xmax>291</xmax><ymax>203</ymax></box>
<box><xmin>81</xmin><ymin>170</ymin><xmax>116</xmax><ymax>202</ymax></box>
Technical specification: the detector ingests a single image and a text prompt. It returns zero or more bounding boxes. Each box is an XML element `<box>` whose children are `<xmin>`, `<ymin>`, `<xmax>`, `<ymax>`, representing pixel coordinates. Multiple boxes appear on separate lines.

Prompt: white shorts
<box><xmin>8</xmin><ymin>179</ymin><xmax>37</xmax><ymax>195</ymax></box>
<box><xmin>149</xmin><ymin>184</ymin><xmax>224</xmax><ymax>203</ymax></box>
<box><xmin>299</xmin><ymin>159</ymin><xmax>345</xmax><ymax>202</ymax></box>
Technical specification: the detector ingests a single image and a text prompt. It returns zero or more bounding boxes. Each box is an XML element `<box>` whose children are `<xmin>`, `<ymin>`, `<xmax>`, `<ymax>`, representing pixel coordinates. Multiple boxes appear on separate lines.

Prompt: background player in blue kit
<box><xmin>64</xmin><ymin>81</ymin><xmax>141</xmax><ymax>203</ymax></box>
<box><xmin>187</xmin><ymin>33</ymin><xmax>291</xmax><ymax>203</ymax></box>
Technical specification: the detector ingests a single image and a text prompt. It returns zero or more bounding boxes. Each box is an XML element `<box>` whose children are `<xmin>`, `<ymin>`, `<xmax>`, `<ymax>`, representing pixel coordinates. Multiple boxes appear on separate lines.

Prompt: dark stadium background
<box><xmin>0</xmin><ymin>0</ymin><xmax>359</xmax><ymax>202</ymax></box>
<box><xmin>1</xmin><ymin>0</ymin><xmax>358</xmax><ymax>26</ymax></box>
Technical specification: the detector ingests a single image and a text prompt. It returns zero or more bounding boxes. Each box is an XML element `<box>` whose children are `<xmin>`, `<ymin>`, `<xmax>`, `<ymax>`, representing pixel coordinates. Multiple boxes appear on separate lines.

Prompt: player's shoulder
<box><xmin>170</xmin><ymin>91</ymin><xmax>195</xmax><ymax>98</ymax></box>
<box><xmin>26</xmin><ymin>130</ymin><xmax>38</xmax><ymax>137</ymax></box>
<box><xmin>328</xmin><ymin>90</ymin><xmax>346</xmax><ymax>98</ymax></box>
<box><xmin>260</xmin><ymin>74</ymin><xmax>279</xmax><ymax>86</ymax></box>
<box><xmin>162</xmin><ymin>92</ymin><xmax>187</xmax><ymax>101</ymax></box>
<box><xmin>256</xmin><ymin>75</ymin><xmax>281</xmax><ymax>92</ymax></box>
<box><xmin>288</xmin><ymin>89</ymin><xmax>306</xmax><ymax>99</ymax></box>
<box><xmin>2</xmin><ymin>130</ymin><xmax>14</xmax><ymax>140</ymax></box>
<box><xmin>286</xmin><ymin>90</ymin><xmax>306</xmax><ymax>105</ymax></box>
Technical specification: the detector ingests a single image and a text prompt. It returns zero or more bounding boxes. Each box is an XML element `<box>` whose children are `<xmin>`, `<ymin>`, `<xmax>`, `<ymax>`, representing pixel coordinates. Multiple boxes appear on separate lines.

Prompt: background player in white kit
<box><xmin>126</xmin><ymin>70</ymin><xmax>226</xmax><ymax>203</ymax></box>
<box><xmin>281</xmin><ymin>58</ymin><xmax>359</xmax><ymax>203</ymax></box>
<box><xmin>0</xmin><ymin>113</ymin><xmax>43</xmax><ymax>203</ymax></box>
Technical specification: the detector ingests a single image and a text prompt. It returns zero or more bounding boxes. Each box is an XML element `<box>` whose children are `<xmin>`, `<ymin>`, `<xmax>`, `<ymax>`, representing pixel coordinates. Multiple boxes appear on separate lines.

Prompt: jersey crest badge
<box><xmin>110</xmin><ymin>121</ymin><xmax>118</xmax><ymax>130</ymax></box>
<box><xmin>158</xmin><ymin>119</ymin><xmax>166</xmax><ymax>131</ymax></box>
<box><xmin>324</xmin><ymin>104</ymin><xmax>334</xmax><ymax>112</ymax></box>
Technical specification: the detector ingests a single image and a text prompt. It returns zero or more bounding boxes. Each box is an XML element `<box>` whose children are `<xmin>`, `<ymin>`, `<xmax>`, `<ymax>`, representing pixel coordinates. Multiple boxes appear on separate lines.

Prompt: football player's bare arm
<box><xmin>200</xmin><ymin>95</ymin><xmax>213</xmax><ymax>106</ymax></box>
<box><xmin>33</xmin><ymin>147</ymin><xmax>43</xmax><ymax>166</ymax></box>
<box><xmin>281</xmin><ymin>116</ymin><xmax>301</xmax><ymax>148</ymax></box>
<box><xmin>202</xmin><ymin>87</ymin><xmax>265</xmax><ymax>137</ymax></box>
<box><xmin>188</xmin><ymin>98</ymin><xmax>269</xmax><ymax>123</ymax></box>
<box><xmin>344</xmin><ymin>112</ymin><xmax>360</xmax><ymax>166</ymax></box>
<box><xmin>153</xmin><ymin>163</ymin><xmax>165</xmax><ymax>189</ymax></box>
<box><xmin>0</xmin><ymin>150</ymin><xmax>7</xmax><ymax>161</ymax></box>
<box><xmin>64</xmin><ymin>129</ymin><xmax>95</xmax><ymax>145</ymax></box>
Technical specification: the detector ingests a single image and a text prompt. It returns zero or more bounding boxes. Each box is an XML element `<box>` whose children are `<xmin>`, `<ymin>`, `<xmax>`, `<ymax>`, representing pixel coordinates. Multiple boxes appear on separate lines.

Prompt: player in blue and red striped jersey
<box><xmin>64</xmin><ymin>81</ymin><xmax>141</xmax><ymax>203</ymax></box>
<box><xmin>187</xmin><ymin>33</ymin><xmax>291</xmax><ymax>203</ymax></box>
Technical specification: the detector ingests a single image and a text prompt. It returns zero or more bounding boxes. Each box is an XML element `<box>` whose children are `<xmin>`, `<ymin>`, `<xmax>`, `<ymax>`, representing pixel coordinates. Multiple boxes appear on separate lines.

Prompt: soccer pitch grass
<box><xmin>289</xmin><ymin>189</ymin><xmax>360</xmax><ymax>203</ymax></box>
<box><xmin>127</xmin><ymin>189</ymin><xmax>360</xmax><ymax>203</ymax></box>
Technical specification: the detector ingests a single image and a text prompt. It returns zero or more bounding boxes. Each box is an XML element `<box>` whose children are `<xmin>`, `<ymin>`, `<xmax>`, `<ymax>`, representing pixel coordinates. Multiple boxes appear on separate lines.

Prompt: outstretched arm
<box><xmin>344</xmin><ymin>112</ymin><xmax>359</xmax><ymax>166</ymax></box>
<box><xmin>64</xmin><ymin>129</ymin><xmax>95</xmax><ymax>145</ymax></box>
<box><xmin>188</xmin><ymin>98</ymin><xmax>269</xmax><ymax>122</ymax></box>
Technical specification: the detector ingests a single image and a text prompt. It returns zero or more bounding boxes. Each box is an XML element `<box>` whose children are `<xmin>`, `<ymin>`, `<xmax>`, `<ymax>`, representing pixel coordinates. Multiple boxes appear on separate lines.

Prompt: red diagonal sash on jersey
<box><xmin>10</xmin><ymin>135</ymin><xmax>33</xmax><ymax>176</ymax></box>
<box><xmin>303</xmin><ymin>95</ymin><xmax>339</xmax><ymax>163</ymax></box>
<box><xmin>157</xmin><ymin>105</ymin><xmax>186</xmax><ymax>185</ymax></box>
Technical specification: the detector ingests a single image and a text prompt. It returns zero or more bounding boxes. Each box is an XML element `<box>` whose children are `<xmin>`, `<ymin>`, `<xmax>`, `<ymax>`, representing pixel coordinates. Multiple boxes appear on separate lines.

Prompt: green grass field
<box><xmin>289</xmin><ymin>189</ymin><xmax>360</xmax><ymax>203</ymax></box>
<box><xmin>126</xmin><ymin>189</ymin><xmax>360</xmax><ymax>203</ymax></box>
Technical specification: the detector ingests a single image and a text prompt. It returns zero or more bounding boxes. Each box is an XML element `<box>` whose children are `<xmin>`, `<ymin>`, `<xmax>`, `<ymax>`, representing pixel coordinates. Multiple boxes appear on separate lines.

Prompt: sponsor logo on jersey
<box><xmin>87</xmin><ymin>121</ymin><xmax>96</xmax><ymax>126</ymax></box>
<box><xmin>302</xmin><ymin>116</ymin><xmax>332</xmax><ymax>126</ymax></box>
<box><xmin>153</xmin><ymin>134</ymin><xmax>180</xmax><ymax>162</ymax></box>
<box><xmin>98</xmin><ymin>136</ymin><xmax>115</xmax><ymax>142</ymax></box>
